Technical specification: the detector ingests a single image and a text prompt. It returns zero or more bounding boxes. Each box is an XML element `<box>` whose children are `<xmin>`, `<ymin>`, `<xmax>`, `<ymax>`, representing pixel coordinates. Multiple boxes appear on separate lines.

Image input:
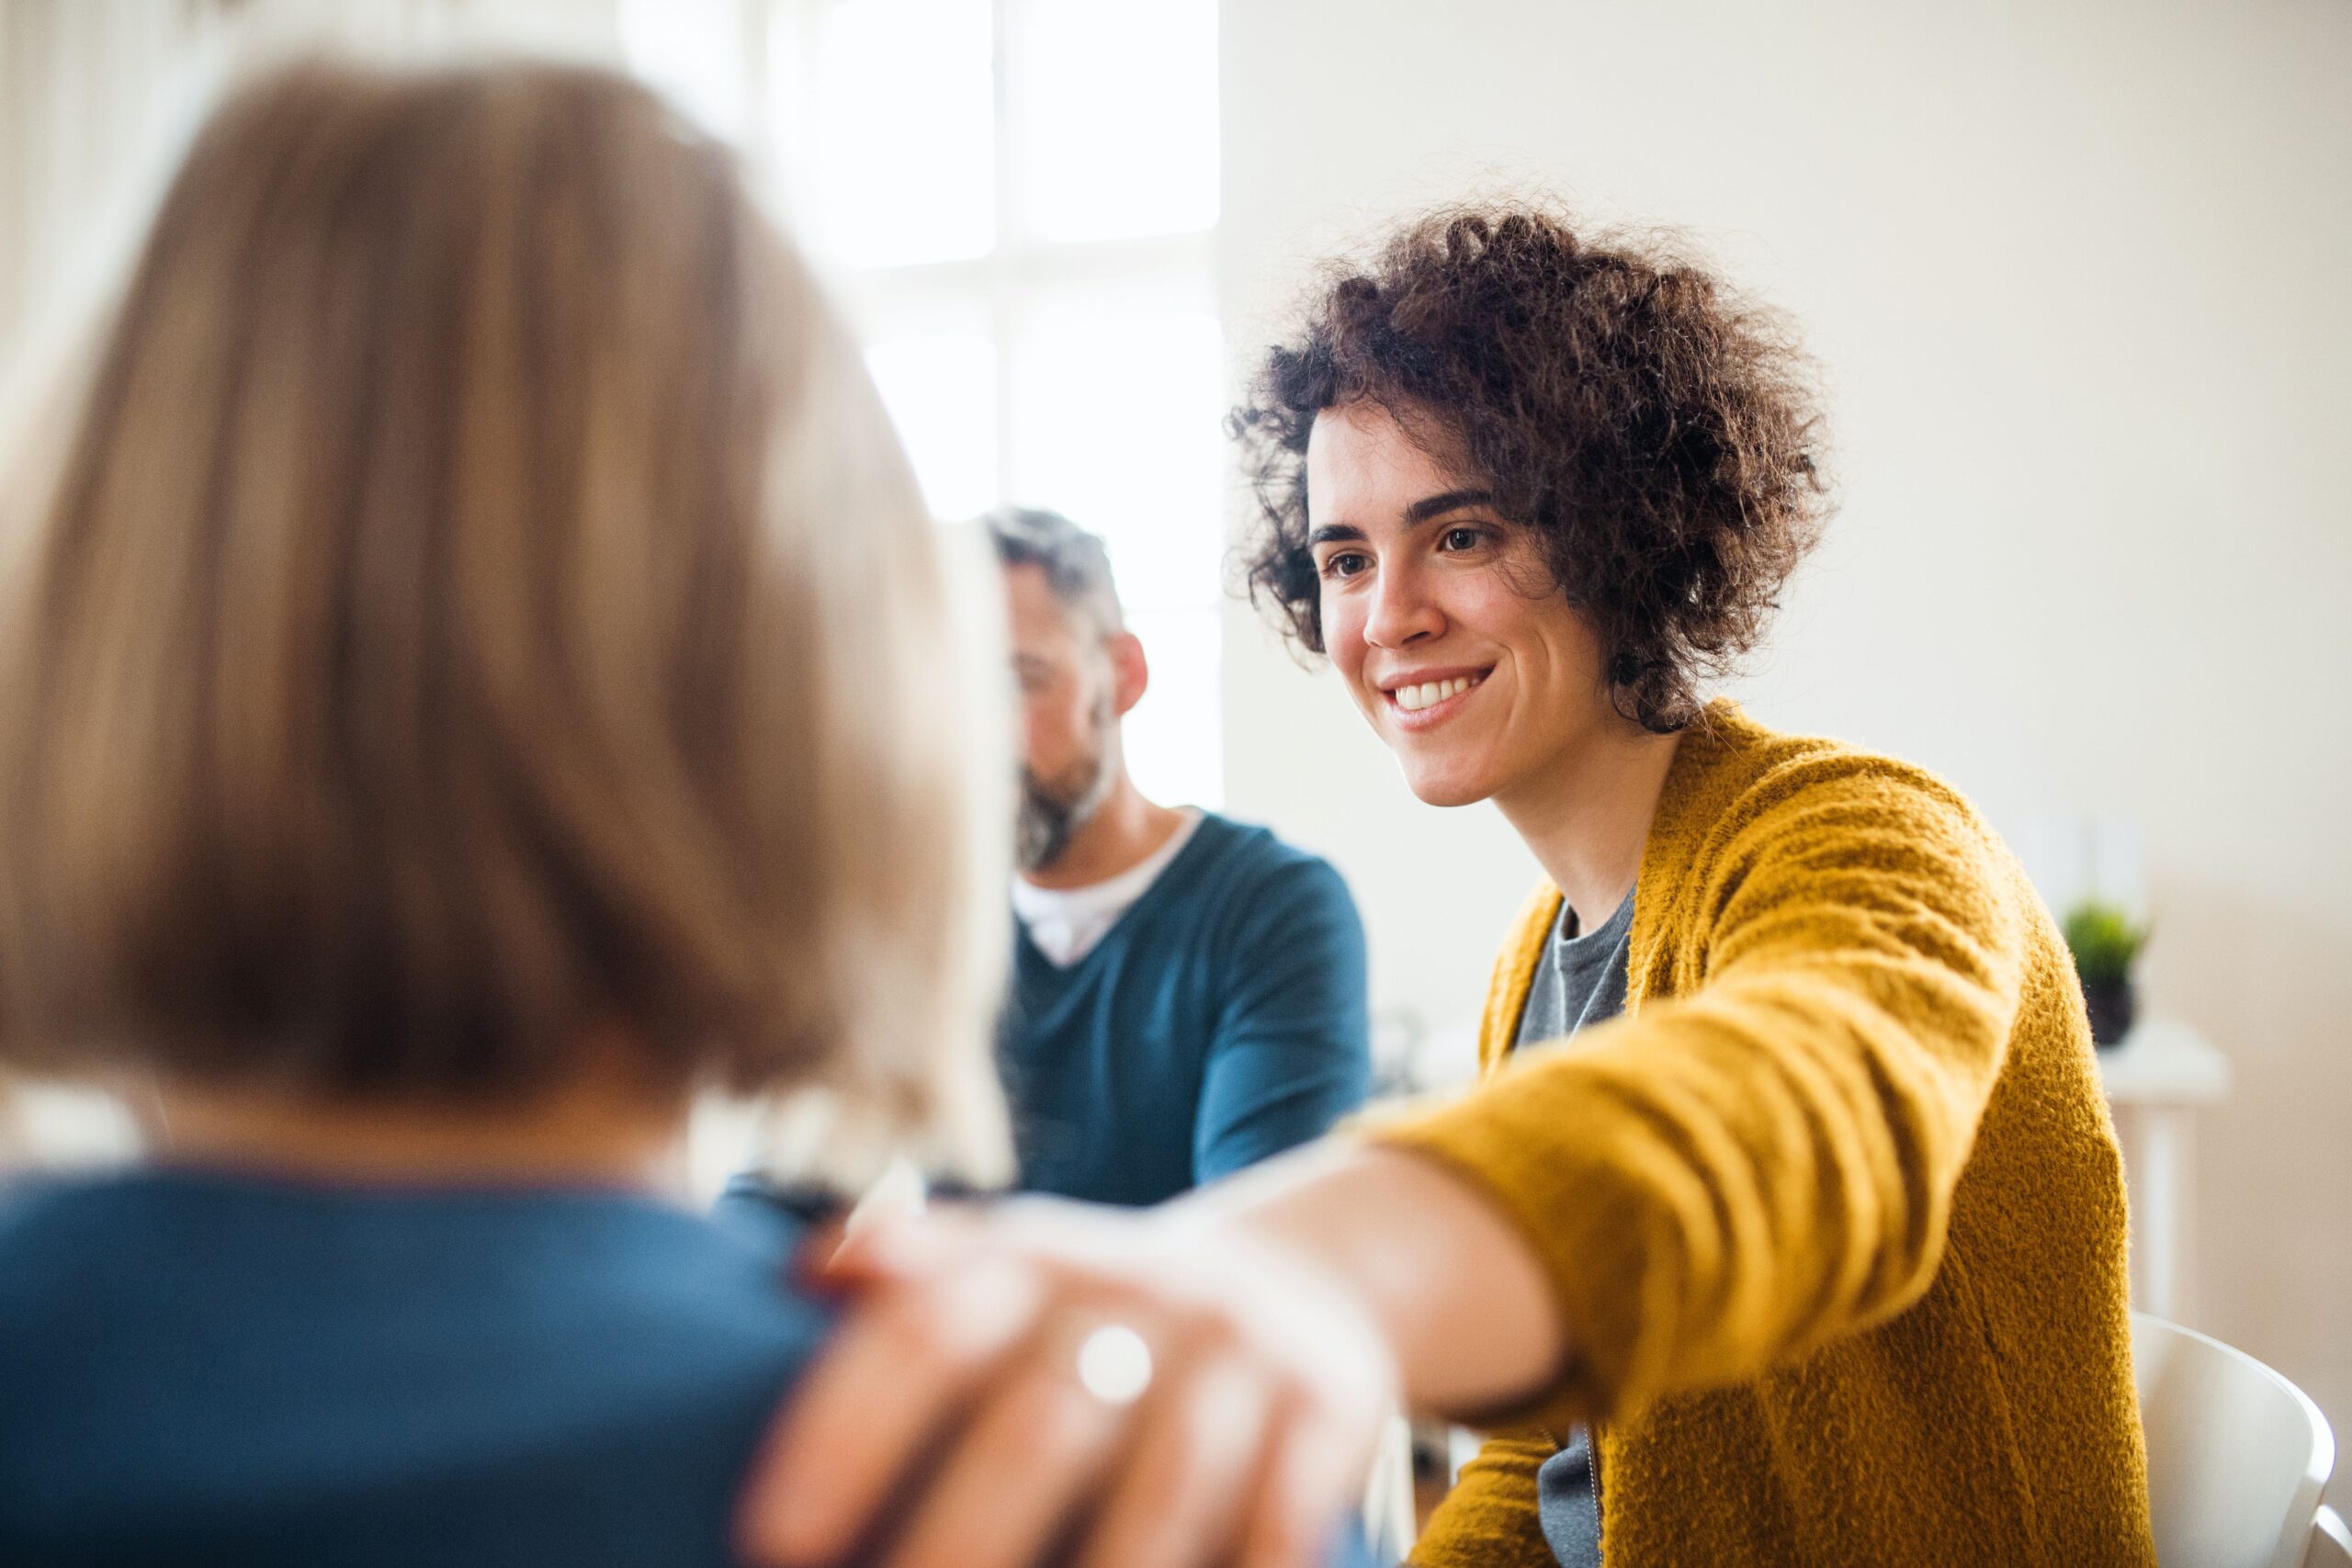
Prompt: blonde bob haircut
<box><xmin>0</xmin><ymin>58</ymin><xmax>1011</xmax><ymax>1179</ymax></box>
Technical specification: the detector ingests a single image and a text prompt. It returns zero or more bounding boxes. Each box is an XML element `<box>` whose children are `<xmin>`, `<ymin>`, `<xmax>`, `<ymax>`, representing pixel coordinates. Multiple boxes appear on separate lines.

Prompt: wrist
<box><xmin>1167</xmin><ymin>1140</ymin><xmax>1567</xmax><ymax>1416</ymax></box>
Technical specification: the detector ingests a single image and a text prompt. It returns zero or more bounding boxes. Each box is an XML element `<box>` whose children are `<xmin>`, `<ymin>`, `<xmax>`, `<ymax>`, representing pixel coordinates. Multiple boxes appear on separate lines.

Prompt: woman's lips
<box><xmin>1381</xmin><ymin>669</ymin><xmax>1489</xmax><ymax>731</ymax></box>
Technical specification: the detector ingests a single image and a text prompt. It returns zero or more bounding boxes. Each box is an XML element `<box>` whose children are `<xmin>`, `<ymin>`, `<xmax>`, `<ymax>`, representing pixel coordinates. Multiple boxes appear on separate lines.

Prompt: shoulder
<box><xmin>1649</xmin><ymin>705</ymin><xmax>2030</xmax><ymax>963</ymax></box>
<box><xmin>0</xmin><ymin>1176</ymin><xmax>202</xmax><ymax>1472</ymax></box>
<box><xmin>1667</xmin><ymin>703</ymin><xmax>2001</xmax><ymax>869</ymax></box>
<box><xmin>0</xmin><ymin>1169</ymin><xmax>87</xmax><ymax>1245</ymax></box>
<box><xmin>0</xmin><ymin>1172</ymin><xmax>835</xmax><ymax>1560</ymax></box>
<box><xmin>0</xmin><ymin>1172</ymin><xmax>153</xmax><ymax>1331</ymax></box>
<box><xmin>1185</xmin><ymin>813</ymin><xmax>1355</xmax><ymax>904</ymax></box>
<box><xmin>0</xmin><ymin>1170</ymin><xmax>834</xmax><ymax>1400</ymax></box>
<box><xmin>1183</xmin><ymin>815</ymin><xmax>1363</xmax><ymax>946</ymax></box>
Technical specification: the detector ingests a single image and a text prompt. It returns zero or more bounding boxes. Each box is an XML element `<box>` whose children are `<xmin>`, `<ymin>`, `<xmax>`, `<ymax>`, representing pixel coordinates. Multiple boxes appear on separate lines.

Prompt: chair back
<box><xmin>2132</xmin><ymin>1313</ymin><xmax>2334</xmax><ymax>1568</ymax></box>
<box><xmin>2305</xmin><ymin>1505</ymin><xmax>2352</xmax><ymax>1568</ymax></box>
<box><xmin>1363</xmin><ymin>1411</ymin><xmax>1417</xmax><ymax>1560</ymax></box>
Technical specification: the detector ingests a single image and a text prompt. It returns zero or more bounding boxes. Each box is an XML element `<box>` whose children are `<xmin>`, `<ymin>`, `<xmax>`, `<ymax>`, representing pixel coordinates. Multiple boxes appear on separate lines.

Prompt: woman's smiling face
<box><xmin>1306</xmin><ymin>400</ymin><xmax>1616</xmax><ymax>809</ymax></box>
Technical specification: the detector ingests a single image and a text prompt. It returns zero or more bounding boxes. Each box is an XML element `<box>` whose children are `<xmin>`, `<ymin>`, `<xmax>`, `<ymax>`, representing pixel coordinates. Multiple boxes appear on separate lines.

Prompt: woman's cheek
<box><xmin>1322</xmin><ymin>593</ymin><xmax>1368</xmax><ymax>683</ymax></box>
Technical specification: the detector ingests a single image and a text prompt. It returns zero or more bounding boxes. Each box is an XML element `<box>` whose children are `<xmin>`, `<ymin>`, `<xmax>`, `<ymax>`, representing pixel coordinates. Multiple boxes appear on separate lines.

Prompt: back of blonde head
<box><xmin>0</xmin><ymin>59</ymin><xmax>1008</xmax><ymax>1179</ymax></box>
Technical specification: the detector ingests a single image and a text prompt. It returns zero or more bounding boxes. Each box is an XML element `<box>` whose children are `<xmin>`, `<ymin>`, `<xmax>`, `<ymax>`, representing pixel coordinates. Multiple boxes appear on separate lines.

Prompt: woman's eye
<box><xmin>1319</xmin><ymin>551</ymin><xmax>1371</xmax><ymax>580</ymax></box>
<box><xmin>1440</xmin><ymin>526</ymin><xmax>1484</xmax><ymax>552</ymax></box>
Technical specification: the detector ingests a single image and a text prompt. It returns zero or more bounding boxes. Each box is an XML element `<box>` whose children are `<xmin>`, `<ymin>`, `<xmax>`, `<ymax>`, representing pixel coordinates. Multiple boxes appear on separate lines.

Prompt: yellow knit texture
<box><xmin>1374</xmin><ymin>704</ymin><xmax>2154</xmax><ymax>1567</ymax></box>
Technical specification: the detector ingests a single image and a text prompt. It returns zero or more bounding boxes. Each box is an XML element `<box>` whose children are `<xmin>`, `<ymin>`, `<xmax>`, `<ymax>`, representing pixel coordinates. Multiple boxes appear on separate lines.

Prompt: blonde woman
<box><xmin>0</xmin><ymin>58</ymin><xmax>1017</xmax><ymax>1565</ymax></box>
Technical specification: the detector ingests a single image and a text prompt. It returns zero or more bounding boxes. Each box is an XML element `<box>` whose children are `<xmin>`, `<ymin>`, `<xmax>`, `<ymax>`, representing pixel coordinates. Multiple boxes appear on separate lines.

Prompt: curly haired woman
<box><xmin>744</xmin><ymin>209</ymin><xmax>2155</xmax><ymax>1568</ymax></box>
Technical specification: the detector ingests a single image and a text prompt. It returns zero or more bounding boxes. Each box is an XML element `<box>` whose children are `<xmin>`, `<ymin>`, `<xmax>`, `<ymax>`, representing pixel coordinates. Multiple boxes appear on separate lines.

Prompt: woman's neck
<box><xmin>150</xmin><ymin>1056</ymin><xmax>693</xmax><ymax>1196</ymax></box>
<box><xmin>1493</xmin><ymin>718</ymin><xmax>1682</xmax><ymax>927</ymax></box>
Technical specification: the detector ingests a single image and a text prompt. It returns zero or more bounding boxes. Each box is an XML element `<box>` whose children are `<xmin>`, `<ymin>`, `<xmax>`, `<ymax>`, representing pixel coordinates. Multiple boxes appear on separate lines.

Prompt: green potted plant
<box><xmin>2062</xmin><ymin>901</ymin><xmax>2150</xmax><ymax>1047</ymax></box>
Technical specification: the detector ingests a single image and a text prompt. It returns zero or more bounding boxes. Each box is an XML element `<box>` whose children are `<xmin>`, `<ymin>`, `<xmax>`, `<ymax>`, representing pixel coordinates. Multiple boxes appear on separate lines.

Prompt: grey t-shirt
<box><xmin>1516</xmin><ymin>889</ymin><xmax>1634</xmax><ymax>1048</ymax></box>
<box><xmin>1512</xmin><ymin>887</ymin><xmax>1635</xmax><ymax>1568</ymax></box>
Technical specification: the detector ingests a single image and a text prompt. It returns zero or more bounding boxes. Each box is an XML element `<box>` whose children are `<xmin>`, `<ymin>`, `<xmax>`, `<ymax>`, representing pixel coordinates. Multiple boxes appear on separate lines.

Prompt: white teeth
<box><xmin>1392</xmin><ymin>675</ymin><xmax>1476</xmax><ymax>712</ymax></box>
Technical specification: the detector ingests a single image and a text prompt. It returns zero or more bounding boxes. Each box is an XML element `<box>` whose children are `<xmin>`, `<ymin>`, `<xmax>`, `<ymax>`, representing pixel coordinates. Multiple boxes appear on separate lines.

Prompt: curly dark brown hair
<box><xmin>1230</xmin><ymin>205</ymin><xmax>1829</xmax><ymax>733</ymax></box>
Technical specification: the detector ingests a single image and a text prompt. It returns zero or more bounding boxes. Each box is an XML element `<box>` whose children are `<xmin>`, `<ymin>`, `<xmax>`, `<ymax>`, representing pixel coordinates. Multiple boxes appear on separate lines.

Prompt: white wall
<box><xmin>1218</xmin><ymin>0</ymin><xmax>2352</xmax><ymax>1490</ymax></box>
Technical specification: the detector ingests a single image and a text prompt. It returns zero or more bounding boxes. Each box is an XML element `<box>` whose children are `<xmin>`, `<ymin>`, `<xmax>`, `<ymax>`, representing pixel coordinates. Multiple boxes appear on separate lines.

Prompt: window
<box><xmin>619</xmin><ymin>0</ymin><xmax>1225</xmax><ymax>810</ymax></box>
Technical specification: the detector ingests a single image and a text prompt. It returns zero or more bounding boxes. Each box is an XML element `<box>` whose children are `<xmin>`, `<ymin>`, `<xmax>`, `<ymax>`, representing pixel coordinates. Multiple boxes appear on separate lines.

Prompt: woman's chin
<box><xmin>1396</xmin><ymin>757</ymin><xmax>1494</xmax><ymax>809</ymax></box>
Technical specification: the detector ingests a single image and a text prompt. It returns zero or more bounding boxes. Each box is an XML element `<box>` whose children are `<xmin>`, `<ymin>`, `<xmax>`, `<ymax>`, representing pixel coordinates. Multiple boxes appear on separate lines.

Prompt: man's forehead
<box><xmin>1002</xmin><ymin>562</ymin><xmax>1105</xmax><ymax>649</ymax></box>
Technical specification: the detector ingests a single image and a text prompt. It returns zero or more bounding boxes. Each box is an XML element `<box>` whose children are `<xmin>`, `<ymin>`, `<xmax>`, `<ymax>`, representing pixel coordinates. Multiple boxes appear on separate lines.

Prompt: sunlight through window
<box><xmin>811</xmin><ymin>0</ymin><xmax>997</xmax><ymax>266</ymax></box>
<box><xmin>865</xmin><ymin>333</ymin><xmax>1000</xmax><ymax>523</ymax></box>
<box><xmin>625</xmin><ymin>0</ymin><xmax>1225</xmax><ymax>808</ymax></box>
<box><xmin>1017</xmin><ymin>0</ymin><xmax>1218</xmax><ymax>244</ymax></box>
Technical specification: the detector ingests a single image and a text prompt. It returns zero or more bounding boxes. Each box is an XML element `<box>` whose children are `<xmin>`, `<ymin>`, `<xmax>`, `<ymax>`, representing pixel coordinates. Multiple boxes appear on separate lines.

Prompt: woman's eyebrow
<box><xmin>1403</xmin><ymin>487</ymin><xmax>1496</xmax><ymax>525</ymax></box>
<box><xmin>1306</xmin><ymin>523</ymin><xmax>1366</xmax><ymax>546</ymax></box>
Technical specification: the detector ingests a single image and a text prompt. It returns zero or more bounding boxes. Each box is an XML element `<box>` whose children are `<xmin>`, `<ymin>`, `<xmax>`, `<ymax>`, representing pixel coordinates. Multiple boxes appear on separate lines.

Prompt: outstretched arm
<box><xmin>738</xmin><ymin>762</ymin><xmax>2031</xmax><ymax>1567</ymax></box>
<box><xmin>1372</xmin><ymin>757</ymin><xmax>2030</xmax><ymax>1430</ymax></box>
<box><xmin>738</xmin><ymin>1140</ymin><xmax>1563</xmax><ymax>1568</ymax></box>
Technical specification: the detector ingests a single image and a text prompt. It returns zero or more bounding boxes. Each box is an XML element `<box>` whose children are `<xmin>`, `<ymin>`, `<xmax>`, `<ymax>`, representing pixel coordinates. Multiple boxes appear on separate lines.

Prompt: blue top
<box><xmin>999</xmin><ymin>812</ymin><xmax>1371</xmax><ymax>1204</ymax></box>
<box><xmin>4</xmin><ymin>1168</ymin><xmax>1384</xmax><ymax>1568</ymax></box>
<box><xmin>0</xmin><ymin>1168</ymin><xmax>826</xmax><ymax>1567</ymax></box>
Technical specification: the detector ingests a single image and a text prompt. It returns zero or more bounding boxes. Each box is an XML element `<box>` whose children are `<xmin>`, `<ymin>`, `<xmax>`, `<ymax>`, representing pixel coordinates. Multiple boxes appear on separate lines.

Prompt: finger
<box><xmin>1234</xmin><ymin>1396</ymin><xmax>1379</xmax><ymax>1568</ymax></box>
<box><xmin>1072</xmin><ymin>1348</ymin><xmax>1273</xmax><ymax>1568</ymax></box>
<box><xmin>736</xmin><ymin>1256</ymin><xmax>1044</xmax><ymax>1566</ymax></box>
<box><xmin>882</xmin><ymin>1344</ymin><xmax>1129</xmax><ymax>1568</ymax></box>
<box><xmin>819</xmin><ymin>1208</ymin><xmax>995</xmax><ymax>1287</ymax></box>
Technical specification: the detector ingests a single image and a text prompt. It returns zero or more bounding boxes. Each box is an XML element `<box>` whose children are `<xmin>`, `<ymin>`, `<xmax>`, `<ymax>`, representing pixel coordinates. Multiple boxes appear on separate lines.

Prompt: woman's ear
<box><xmin>1106</xmin><ymin>630</ymin><xmax>1150</xmax><ymax>719</ymax></box>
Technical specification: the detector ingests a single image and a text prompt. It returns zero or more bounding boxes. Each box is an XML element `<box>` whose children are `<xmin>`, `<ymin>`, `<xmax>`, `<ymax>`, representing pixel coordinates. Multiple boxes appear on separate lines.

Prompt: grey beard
<box><xmin>1015</xmin><ymin>752</ymin><xmax>1113</xmax><ymax>873</ymax></box>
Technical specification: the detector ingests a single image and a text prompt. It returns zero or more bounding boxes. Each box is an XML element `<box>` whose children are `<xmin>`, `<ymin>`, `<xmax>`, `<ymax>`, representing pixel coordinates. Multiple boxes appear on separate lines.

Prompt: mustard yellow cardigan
<box><xmin>1374</xmin><ymin>703</ymin><xmax>2154</xmax><ymax>1567</ymax></box>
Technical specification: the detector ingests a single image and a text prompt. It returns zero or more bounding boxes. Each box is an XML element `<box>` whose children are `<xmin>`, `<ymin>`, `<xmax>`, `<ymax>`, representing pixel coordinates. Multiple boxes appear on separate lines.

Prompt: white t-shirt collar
<box><xmin>1011</xmin><ymin>808</ymin><xmax>1204</xmax><ymax>968</ymax></box>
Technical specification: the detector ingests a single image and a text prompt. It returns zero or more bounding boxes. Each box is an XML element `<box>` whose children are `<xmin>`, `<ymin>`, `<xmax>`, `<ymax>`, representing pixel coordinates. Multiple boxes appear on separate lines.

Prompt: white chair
<box><xmin>1361</xmin><ymin>1410</ymin><xmax>1418</xmax><ymax>1561</ymax></box>
<box><xmin>2132</xmin><ymin>1312</ymin><xmax>2335</xmax><ymax>1568</ymax></box>
<box><xmin>2304</xmin><ymin>1504</ymin><xmax>2351</xmax><ymax>1568</ymax></box>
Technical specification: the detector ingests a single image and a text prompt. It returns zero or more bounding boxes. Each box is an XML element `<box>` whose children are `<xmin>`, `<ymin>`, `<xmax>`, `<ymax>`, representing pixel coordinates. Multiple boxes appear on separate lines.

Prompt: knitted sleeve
<box><xmin>1408</xmin><ymin>1425</ymin><xmax>1561</xmax><ymax>1568</ymax></box>
<box><xmin>1370</xmin><ymin>753</ymin><xmax>2030</xmax><ymax>1433</ymax></box>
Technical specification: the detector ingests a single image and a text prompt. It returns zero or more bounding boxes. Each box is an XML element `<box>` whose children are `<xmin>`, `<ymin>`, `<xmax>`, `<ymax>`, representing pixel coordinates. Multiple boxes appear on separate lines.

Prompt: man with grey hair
<box><xmin>985</xmin><ymin>507</ymin><xmax>1371</xmax><ymax>1203</ymax></box>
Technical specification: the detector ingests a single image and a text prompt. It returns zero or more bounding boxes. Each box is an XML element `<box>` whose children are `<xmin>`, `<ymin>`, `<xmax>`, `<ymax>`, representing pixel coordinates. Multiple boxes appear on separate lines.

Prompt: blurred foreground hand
<box><xmin>735</xmin><ymin>1197</ymin><xmax>1397</xmax><ymax>1568</ymax></box>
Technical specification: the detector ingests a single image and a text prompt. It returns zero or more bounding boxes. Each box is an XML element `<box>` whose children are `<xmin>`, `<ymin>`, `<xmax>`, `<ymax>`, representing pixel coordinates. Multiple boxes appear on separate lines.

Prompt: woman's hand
<box><xmin>735</xmin><ymin>1195</ymin><xmax>1399</xmax><ymax>1568</ymax></box>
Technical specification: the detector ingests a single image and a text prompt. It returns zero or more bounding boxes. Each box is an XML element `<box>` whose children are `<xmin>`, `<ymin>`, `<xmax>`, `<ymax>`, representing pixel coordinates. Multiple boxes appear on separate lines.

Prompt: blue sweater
<box><xmin>1</xmin><ymin>1168</ymin><xmax>1383</xmax><ymax>1567</ymax></box>
<box><xmin>0</xmin><ymin>1168</ymin><xmax>825</xmax><ymax>1567</ymax></box>
<box><xmin>999</xmin><ymin>813</ymin><xmax>1371</xmax><ymax>1205</ymax></box>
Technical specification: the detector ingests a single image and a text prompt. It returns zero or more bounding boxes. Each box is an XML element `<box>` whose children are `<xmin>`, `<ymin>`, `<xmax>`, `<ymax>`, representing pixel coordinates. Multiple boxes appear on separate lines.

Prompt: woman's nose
<box><xmin>1363</xmin><ymin>562</ymin><xmax>1444</xmax><ymax>649</ymax></box>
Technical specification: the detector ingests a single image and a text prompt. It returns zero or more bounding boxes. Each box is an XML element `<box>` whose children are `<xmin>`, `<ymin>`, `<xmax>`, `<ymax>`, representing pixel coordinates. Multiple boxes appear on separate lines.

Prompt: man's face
<box><xmin>1003</xmin><ymin>562</ymin><xmax>1116</xmax><ymax>871</ymax></box>
<box><xmin>1305</xmin><ymin>400</ymin><xmax>1614</xmax><ymax>809</ymax></box>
